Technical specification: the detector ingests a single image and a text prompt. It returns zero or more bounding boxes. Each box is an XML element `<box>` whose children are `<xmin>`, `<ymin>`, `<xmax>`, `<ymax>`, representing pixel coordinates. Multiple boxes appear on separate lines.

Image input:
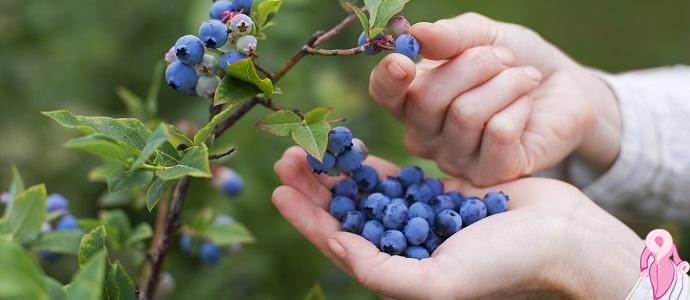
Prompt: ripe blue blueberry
<box><xmin>199</xmin><ymin>20</ymin><xmax>228</xmax><ymax>48</ymax></box>
<box><xmin>335</xmin><ymin>148</ymin><xmax>362</xmax><ymax>173</ymax></box>
<box><xmin>423</xmin><ymin>178</ymin><xmax>444</xmax><ymax>197</ymax></box>
<box><xmin>46</xmin><ymin>193</ymin><xmax>69</xmax><ymax>212</ymax></box>
<box><xmin>236</xmin><ymin>35</ymin><xmax>257</xmax><ymax>54</ymax></box>
<box><xmin>195</xmin><ymin>75</ymin><xmax>221</xmax><ymax>98</ymax></box>
<box><xmin>327</xmin><ymin>126</ymin><xmax>353</xmax><ymax>154</ymax></box>
<box><xmin>221</xmin><ymin>172</ymin><xmax>243</xmax><ymax>196</ymax></box>
<box><xmin>332</xmin><ymin>178</ymin><xmax>358</xmax><ymax>199</ymax></box>
<box><xmin>404</xmin><ymin>246</ymin><xmax>430</xmax><ymax>260</ymax></box>
<box><xmin>351</xmin><ymin>164</ymin><xmax>378</xmax><ymax>192</ymax></box>
<box><xmin>230</xmin><ymin>14</ymin><xmax>253</xmax><ymax>36</ymax></box>
<box><xmin>380</xmin><ymin>230</ymin><xmax>407</xmax><ymax>255</ymax></box>
<box><xmin>484</xmin><ymin>191</ymin><xmax>509</xmax><ymax>215</ymax></box>
<box><xmin>407</xmin><ymin>202</ymin><xmax>434</xmax><ymax>226</ymax></box>
<box><xmin>179</xmin><ymin>234</ymin><xmax>192</xmax><ymax>253</ymax></box>
<box><xmin>219</xmin><ymin>50</ymin><xmax>247</xmax><ymax>71</ymax></box>
<box><xmin>446</xmin><ymin>191</ymin><xmax>465</xmax><ymax>210</ymax></box>
<box><xmin>430</xmin><ymin>194</ymin><xmax>455</xmax><ymax>213</ymax></box>
<box><xmin>233</xmin><ymin>0</ymin><xmax>253</xmax><ymax>13</ymax></box>
<box><xmin>382</xmin><ymin>201</ymin><xmax>408</xmax><ymax>229</ymax></box>
<box><xmin>357</xmin><ymin>32</ymin><xmax>385</xmax><ymax>55</ymax></box>
<box><xmin>165</xmin><ymin>61</ymin><xmax>198</xmax><ymax>92</ymax></box>
<box><xmin>56</xmin><ymin>214</ymin><xmax>79</xmax><ymax>230</ymax></box>
<box><xmin>329</xmin><ymin>196</ymin><xmax>355</xmax><ymax>220</ymax></box>
<box><xmin>434</xmin><ymin>209</ymin><xmax>462</xmax><ymax>237</ymax></box>
<box><xmin>376</xmin><ymin>177</ymin><xmax>402</xmax><ymax>198</ymax></box>
<box><xmin>394</xmin><ymin>33</ymin><xmax>420</xmax><ymax>60</ymax></box>
<box><xmin>174</xmin><ymin>35</ymin><xmax>205</xmax><ymax>66</ymax></box>
<box><xmin>403</xmin><ymin>217</ymin><xmax>430</xmax><ymax>245</ymax></box>
<box><xmin>306</xmin><ymin>151</ymin><xmax>336</xmax><ymax>174</ymax></box>
<box><xmin>198</xmin><ymin>241</ymin><xmax>221</xmax><ymax>264</ymax></box>
<box><xmin>209</xmin><ymin>0</ymin><xmax>234</xmax><ymax>19</ymax></box>
<box><xmin>340</xmin><ymin>211</ymin><xmax>365</xmax><ymax>233</ymax></box>
<box><xmin>398</xmin><ymin>166</ymin><xmax>424</xmax><ymax>188</ymax></box>
<box><xmin>361</xmin><ymin>220</ymin><xmax>385</xmax><ymax>246</ymax></box>
<box><xmin>424</xmin><ymin>231</ymin><xmax>443</xmax><ymax>253</ymax></box>
<box><xmin>405</xmin><ymin>183</ymin><xmax>433</xmax><ymax>203</ymax></box>
<box><xmin>459</xmin><ymin>198</ymin><xmax>487</xmax><ymax>226</ymax></box>
<box><xmin>360</xmin><ymin>193</ymin><xmax>390</xmax><ymax>221</ymax></box>
<box><xmin>390</xmin><ymin>198</ymin><xmax>407</xmax><ymax>208</ymax></box>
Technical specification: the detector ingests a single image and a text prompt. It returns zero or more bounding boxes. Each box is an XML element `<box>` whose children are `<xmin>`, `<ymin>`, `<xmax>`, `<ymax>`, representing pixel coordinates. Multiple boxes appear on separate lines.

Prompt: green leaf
<box><xmin>99</xmin><ymin>191</ymin><xmax>132</xmax><ymax>208</ymax></box>
<box><xmin>9</xmin><ymin>165</ymin><xmax>25</xmax><ymax>202</ymax></box>
<box><xmin>103</xmin><ymin>261</ymin><xmax>134</xmax><ymax>300</ymax></box>
<box><xmin>193</xmin><ymin>106</ymin><xmax>235</xmax><ymax>146</ymax></box>
<box><xmin>125</xmin><ymin>223</ymin><xmax>152</xmax><ymax>246</ymax></box>
<box><xmin>33</xmin><ymin>230</ymin><xmax>84</xmax><ymax>255</ymax></box>
<box><xmin>131</xmin><ymin>123</ymin><xmax>169</xmax><ymax>169</ymax></box>
<box><xmin>347</xmin><ymin>4</ymin><xmax>369</xmax><ymax>36</ymax></box>
<box><xmin>145</xmin><ymin>61</ymin><xmax>165</xmax><ymax>117</ymax></box>
<box><xmin>77</xmin><ymin>219</ymin><xmax>102</xmax><ymax>233</ymax></box>
<box><xmin>166</xmin><ymin>124</ymin><xmax>193</xmax><ymax>148</ymax></box>
<box><xmin>291</xmin><ymin>119</ymin><xmax>330</xmax><ymax>162</ymax></box>
<box><xmin>187</xmin><ymin>207</ymin><xmax>215</xmax><ymax>232</ymax></box>
<box><xmin>101</xmin><ymin>210</ymin><xmax>131</xmax><ymax>246</ymax></box>
<box><xmin>257</xmin><ymin>0</ymin><xmax>282</xmax><ymax>29</ymax></box>
<box><xmin>146</xmin><ymin>178</ymin><xmax>175</xmax><ymax>211</ymax></box>
<box><xmin>0</xmin><ymin>185</ymin><xmax>47</xmax><ymax>243</ymax></box>
<box><xmin>64</xmin><ymin>251</ymin><xmax>106</xmax><ymax>300</ymax></box>
<box><xmin>107</xmin><ymin>167</ymin><xmax>154</xmax><ymax>193</ymax></box>
<box><xmin>214</xmin><ymin>58</ymin><xmax>273</xmax><ymax>105</ymax></box>
<box><xmin>116</xmin><ymin>86</ymin><xmax>147</xmax><ymax>121</ymax></box>
<box><xmin>364</xmin><ymin>0</ymin><xmax>382</xmax><ymax>28</ymax></box>
<box><xmin>65</xmin><ymin>134</ymin><xmax>138</xmax><ymax>164</ymax></box>
<box><xmin>373</xmin><ymin>0</ymin><xmax>410</xmax><ymax>28</ymax></box>
<box><xmin>78</xmin><ymin>226</ymin><xmax>107</xmax><ymax>267</ymax></box>
<box><xmin>303</xmin><ymin>283</ymin><xmax>327</xmax><ymax>300</ymax></box>
<box><xmin>156</xmin><ymin>145</ymin><xmax>212</xmax><ymax>180</ymax></box>
<box><xmin>204</xmin><ymin>223</ymin><xmax>255</xmax><ymax>246</ymax></box>
<box><xmin>0</xmin><ymin>240</ymin><xmax>51</xmax><ymax>300</ymax></box>
<box><xmin>256</xmin><ymin>110</ymin><xmax>302</xmax><ymax>137</ymax></box>
<box><xmin>44</xmin><ymin>276</ymin><xmax>67</xmax><ymax>300</ymax></box>
<box><xmin>303</xmin><ymin>107</ymin><xmax>332</xmax><ymax>125</ymax></box>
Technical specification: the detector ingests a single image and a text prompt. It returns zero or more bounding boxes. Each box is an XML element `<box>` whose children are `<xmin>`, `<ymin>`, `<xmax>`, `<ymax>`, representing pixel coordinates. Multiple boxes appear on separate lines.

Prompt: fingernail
<box><xmin>386</xmin><ymin>61</ymin><xmax>406</xmax><ymax>80</ymax></box>
<box><xmin>327</xmin><ymin>238</ymin><xmax>346</xmax><ymax>259</ymax></box>
<box><xmin>524</xmin><ymin>66</ymin><xmax>542</xmax><ymax>81</ymax></box>
<box><xmin>492</xmin><ymin>47</ymin><xmax>513</xmax><ymax>65</ymax></box>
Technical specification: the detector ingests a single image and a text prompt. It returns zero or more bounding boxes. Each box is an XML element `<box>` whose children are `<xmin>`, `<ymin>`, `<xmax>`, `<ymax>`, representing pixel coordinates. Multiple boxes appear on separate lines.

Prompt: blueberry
<box><xmin>221</xmin><ymin>172</ymin><xmax>243</xmax><ymax>196</ymax></box>
<box><xmin>403</xmin><ymin>217</ymin><xmax>429</xmax><ymax>245</ymax></box>
<box><xmin>407</xmin><ymin>202</ymin><xmax>434</xmax><ymax>226</ymax></box>
<box><xmin>424</xmin><ymin>231</ymin><xmax>443</xmax><ymax>253</ymax></box>
<box><xmin>405</xmin><ymin>183</ymin><xmax>433</xmax><ymax>203</ymax></box>
<box><xmin>357</xmin><ymin>32</ymin><xmax>385</xmax><ymax>55</ymax></box>
<box><xmin>198</xmin><ymin>241</ymin><xmax>221</xmax><ymax>264</ymax></box>
<box><xmin>335</xmin><ymin>148</ymin><xmax>362</xmax><ymax>173</ymax></box>
<box><xmin>446</xmin><ymin>191</ymin><xmax>465</xmax><ymax>209</ymax></box>
<box><xmin>230</xmin><ymin>14</ymin><xmax>253</xmax><ymax>36</ymax></box>
<box><xmin>55</xmin><ymin>214</ymin><xmax>79</xmax><ymax>230</ymax></box>
<box><xmin>380</xmin><ymin>230</ymin><xmax>407</xmax><ymax>255</ymax></box>
<box><xmin>209</xmin><ymin>0</ymin><xmax>234</xmax><ymax>19</ymax></box>
<box><xmin>327</xmin><ymin>126</ymin><xmax>353</xmax><ymax>154</ymax></box>
<box><xmin>233</xmin><ymin>0</ymin><xmax>253</xmax><ymax>13</ymax></box>
<box><xmin>180</xmin><ymin>234</ymin><xmax>192</xmax><ymax>253</ymax></box>
<box><xmin>394</xmin><ymin>33</ymin><xmax>420</xmax><ymax>60</ymax></box>
<box><xmin>174</xmin><ymin>35</ymin><xmax>205</xmax><ymax>66</ymax></box>
<box><xmin>195</xmin><ymin>75</ymin><xmax>221</xmax><ymax>98</ymax></box>
<box><xmin>198</xmin><ymin>54</ymin><xmax>218</xmax><ymax>74</ymax></box>
<box><xmin>306</xmin><ymin>151</ymin><xmax>336</xmax><ymax>174</ymax></box>
<box><xmin>389</xmin><ymin>16</ymin><xmax>411</xmax><ymax>35</ymax></box>
<box><xmin>382</xmin><ymin>202</ymin><xmax>408</xmax><ymax>230</ymax></box>
<box><xmin>399</xmin><ymin>166</ymin><xmax>424</xmax><ymax>188</ymax></box>
<box><xmin>332</xmin><ymin>178</ymin><xmax>358</xmax><ymax>199</ymax></box>
<box><xmin>165</xmin><ymin>61</ymin><xmax>198</xmax><ymax>92</ymax></box>
<box><xmin>351</xmin><ymin>165</ymin><xmax>378</xmax><ymax>192</ymax></box>
<box><xmin>434</xmin><ymin>209</ymin><xmax>462</xmax><ymax>237</ymax></box>
<box><xmin>361</xmin><ymin>220</ymin><xmax>385</xmax><ymax>246</ymax></box>
<box><xmin>359</xmin><ymin>193</ymin><xmax>390</xmax><ymax>221</ymax></box>
<box><xmin>351</xmin><ymin>138</ymin><xmax>368</xmax><ymax>160</ymax></box>
<box><xmin>390</xmin><ymin>198</ymin><xmax>408</xmax><ymax>208</ymax></box>
<box><xmin>376</xmin><ymin>177</ymin><xmax>403</xmax><ymax>198</ymax></box>
<box><xmin>404</xmin><ymin>246</ymin><xmax>430</xmax><ymax>260</ymax></box>
<box><xmin>46</xmin><ymin>193</ymin><xmax>69</xmax><ymax>212</ymax></box>
<box><xmin>329</xmin><ymin>196</ymin><xmax>355</xmax><ymax>220</ymax></box>
<box><xmin>199</xmin><ymin>20</ymin><xmax>228</xmax><ymax>48</ymax></box>
<box><xmin>459</xmin><ymin>198</ymin><xmax>487</xmax><ymax>226</ymax></box>
<box><xmin>484</xmin><ymin>191</ymin><xmax>509</xmax><ymax>215</ymax></box>
<box><xmin>219</xmin><ymin>50</ymin><xmax>247</xmax><ymax>71</ymax></box>
<box><xmin>423</xmin><ymin>178</ymin><xmax>444</xmax><ymax>197</ymax></box>
<box><xmin>430</xmin><ymin>195</ymin><xmax>455</xmax><ymax>213</ymax></box>
<box><xmin>341</xmin><ymin>211</ymin><xmax>365</xmax><ymax>233</ymax></box>
<box><xmin>236</xmin><ymin>35</ymin><xmax>257</xmax><ymax>54</ymax></box>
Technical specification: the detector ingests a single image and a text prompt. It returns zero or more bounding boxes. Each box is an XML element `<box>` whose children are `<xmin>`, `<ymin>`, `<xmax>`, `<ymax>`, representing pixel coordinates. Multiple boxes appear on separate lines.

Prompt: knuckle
<box><xmin>486</xmin><ymin>115</ymin><xmax>518</xmax><ymax>145</ymax></box>
<box><xmin>404</xmin><ymin>132</ymin><xmax>431</xmax><ymax>158</ymax></box>
<box><xmin>448</xmin><ymin>98</ymin><xmax>482</xmax><ymax>129</ymax></box>
<box><xmin>437</xmin><ymin>158</ymin><xmax>463</xmax><ymax>178</ymax></box>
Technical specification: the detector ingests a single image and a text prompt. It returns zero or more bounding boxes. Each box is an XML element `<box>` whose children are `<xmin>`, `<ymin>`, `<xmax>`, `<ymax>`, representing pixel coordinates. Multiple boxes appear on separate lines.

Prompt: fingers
<box><xmin>369</xmin><ymin>54</ymin><xmax>417</xmax><ymax>118</ymax></box>
<box><xmin>411</xmin><ymin>12</ymin><xmax>498</xmax><ymax>61</ymax></box>
<box><xmin>274</xmin><ymin>147</ymin><xmax>333</xmax><ymax>208</ymax></box>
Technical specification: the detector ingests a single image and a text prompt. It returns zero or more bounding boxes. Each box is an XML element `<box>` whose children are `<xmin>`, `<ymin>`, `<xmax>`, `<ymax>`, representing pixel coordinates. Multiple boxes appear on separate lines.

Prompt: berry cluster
<box><xmin>164</xmin><ymin>0</ymin><xmax>256</xmax><ymax>98</ymax></box>
<box><xmin>39</xmin><ymin>194</ymin><xmax>81</xmax><ymax>261</ymax></box>
<box><xmin>212</xmin><ymin>166</ymin><xmax>244</xmax><ymax>197</ymax></box>
<box><xmin>179</xmin><ymin>214</ymin><xmax>242</xmax><ymax>264</ymax></box>
<box><xmin>307</xmin><ymin>127</ymin><xmax>509</xmax><ymax>259</ymax></box>
<box><xmin>358</xmin><ymin>16</ymin><xmax>421</xmax><ymax>60</ymax></box>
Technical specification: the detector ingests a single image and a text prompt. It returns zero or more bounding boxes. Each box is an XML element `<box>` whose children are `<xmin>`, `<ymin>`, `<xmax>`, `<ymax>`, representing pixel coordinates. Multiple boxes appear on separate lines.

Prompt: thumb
<box><xmin>411</xmin><ymin>12</ymin><xmax>498</xmax><ymax>61</ymax></box>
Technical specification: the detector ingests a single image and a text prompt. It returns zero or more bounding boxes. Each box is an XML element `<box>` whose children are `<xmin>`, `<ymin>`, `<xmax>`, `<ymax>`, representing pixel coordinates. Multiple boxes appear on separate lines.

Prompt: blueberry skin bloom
<box><xmin>329</xmin><ymin>196</ymin><xmax>355</xmax><ymax>220</ymax></box>
<box><xmin>46</xmin><ymin>193</ymin><xmax>69</xmax><ymax>212</ymax></box>
<box><xmin>380</xmin><ymin>230</ymin><xmax>407</xmax><ymax>255</ymax></box>
<box><xmin>394</xmin><ymin>33</ymin><xmax>420</xmax><ymax>60</ymax></box>
<box><xmin>382</xmin><ymin>201</ymin><xmax>408</xmax><ymax>230</ymax></box>
<box><xmin>430</xmin><ymin>194</ymin><xmax>455</xmax><ymax>213</ymax></box>
<box><xmin>435</xmin><ymin>209</ymin><xmax>463</xmax><ymax>237</ymax></box>
<box><xmin>398</xmin><ymin>166</ymin><xmax>424</xmax><ymax>188</ymax></box>
<box><xmin>327</xmin><ymin>126</ymin><xmax>353</xmax><ymax>154</ymax></box>
<box><xmin>360</xmin><ymin>193</ymin><xmax>391</xmax><ymax>221</ymax></box>
<box><xmin>174</xmin><ymin>35</ymin><xmax>205</xmax><ymax>66</ymax></box>
<box><xmin>377</xmin><ymin>177</ymin><xmax>403</xmax><ymax>198</ymax></box>
<box><xmin>405</xmin><ymin>183</ymin><xmax>433</xmax><ymax>203</ymax></box>
<box><xmin>165</xmin><ymin>61</ymin><xmax>198</xmax><ymax>92</ymax></box>
<box><xmin>335</xmin><ymin>148</ymin><xmax>363</xmax><ymax>173</ymax></box>
<box><xmin>351</xmin><ymin>164</ymin><xmax>379</xmax><ymax>192</ymax></box>
<box><xmin>361</xmin><ymin>220</ymin><xmax>385</xmax><ymax>246</ymax></box>
<box><xmin>222</xmin><ymin>173</ymin><xmax>243</xmax><ymax>196</ymax></box>
<box><xmin>209</xmin><ymin>0</ymin><xmax>234</xmax><ymax>19</ymax></box>
<box><xmin>233</xmin><ymin>0</ymin><xmax>253</xmax><ymax>13</ymax></box>
<box><xmin>332</xmin><ymin>178</ymin><xmax>358</xmax><ymax>199</ymax></box>
<box><xmin>404</xmin><ymin>246</ymin><xmax>430</xmax><ymax>260</ymax></box>
<box><xmin>446</xmin><ymin>191</ymin><xmax>465</xmax><ymax>210</ymax></box>
<box><xmin>390</xmin><ymin>198</ymin><xmax>408</xmax><ymax>208</ymax></box>
<box><xmin>306</xmin><ymin>151</ymin><xmax>336</xmax><ymax>174</ymax></box>
<box><xmin>423</xmin><ymin>178</ymin><xmax>444</xmax><ymax>197</ymax></box>
<box><xmin>459</xmin><ymin>197</ymin><xmax>488</xmax><ymax>226</ymax></box>
<box><xmin>407</xmin><ymin>202</ymin><xmax>434</xmax><ymax>226</ymax></box>
<box><xmin>403</xmin><ymin>217</ymin><xmax>430</xmax><ymax>245</ymax></box>
<box><xmin>357</xmin><ymin>31</ymin><xmax>385</xmax><ymax>55</ymax></box>
<box><xmin>55</xmin><ymin>214</ymin><xmax>79</xmax><ymax>230</ymax></box>
<box><xmin>198</xmin><ymin>241</ymin><xmax>221</xmax><ymax>264</ymax></box>
<box><xmin>219</xmin><ymin>50</ymin><xmax>248</xmax><ymax>72</ymax></box>
<box><xmin>199</xmin><ymin>20</ymin><xmax>228</xmax><ymax>48</ymax></box>
<box><xmin>341</xmin><ymin>211</ymin><xmax>365</xmax><ymax>233</ymax></box>
<box><xmin>484</xmin><ymin>191</ymin><xmax>509</xmax><ymax>215</ymax></box>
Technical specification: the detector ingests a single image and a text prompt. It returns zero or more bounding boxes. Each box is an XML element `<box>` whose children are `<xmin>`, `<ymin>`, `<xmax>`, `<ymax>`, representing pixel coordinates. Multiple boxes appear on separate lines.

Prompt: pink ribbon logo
<box><xmin>640</xmin><ymin>229</ymin><xmax>690</xmax><ymax>299</ymax></box>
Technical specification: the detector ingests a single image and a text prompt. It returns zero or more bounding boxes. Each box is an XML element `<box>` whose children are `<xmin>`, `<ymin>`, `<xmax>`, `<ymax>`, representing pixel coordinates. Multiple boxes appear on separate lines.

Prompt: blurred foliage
<box><xmin>1</xmin><ymin>0</ymin><xmax>689</xmax><ymax>299</ymax></box>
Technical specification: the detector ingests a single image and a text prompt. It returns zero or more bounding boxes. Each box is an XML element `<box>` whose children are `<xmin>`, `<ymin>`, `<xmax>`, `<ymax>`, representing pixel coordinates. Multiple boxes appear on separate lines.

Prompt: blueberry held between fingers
<box><xmin>394</xmin><ymin>33</ymin><xmax>420</xmax><ymax>60</ymax></box>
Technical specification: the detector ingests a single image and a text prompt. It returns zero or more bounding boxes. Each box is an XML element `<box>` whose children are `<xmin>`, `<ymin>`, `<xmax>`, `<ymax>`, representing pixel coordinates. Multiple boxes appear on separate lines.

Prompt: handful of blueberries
<box><xmin>306</xmin><ymin>126</ymin><xmax>509</xmax><ymax>259</ymax></box>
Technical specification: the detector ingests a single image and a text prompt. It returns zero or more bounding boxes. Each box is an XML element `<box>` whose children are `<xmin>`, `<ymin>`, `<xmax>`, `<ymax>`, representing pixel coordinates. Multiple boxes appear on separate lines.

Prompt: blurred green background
<box><xmin>1</xmin><ymin>0</ymin><xmax>689</xmax><ymax>299</ymax></box>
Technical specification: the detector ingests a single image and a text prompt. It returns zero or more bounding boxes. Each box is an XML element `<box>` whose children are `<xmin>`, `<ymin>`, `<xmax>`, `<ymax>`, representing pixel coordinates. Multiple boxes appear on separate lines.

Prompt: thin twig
<box><xmin>253</xmin><ymin>62</ymin><xmax>275</xmax><ymax>82</ymax></box>
<box><xmin>212</xmin><ymin>97</ymin><xmax>262</xmax><ymax>137</ymax></box>
<box><xmin>209</xmin><ymin>148</ymin><xmax>236</xmax><ymax>160</ymax></box>
<box><xmin>303</xmin><ymin>45</ymin><xmax>367</xmax><ymax>56</ymax></box>
<box><xmin>256</xmin><ymin>98</ymin><xmax>304</xmax><ymax>117</ymax></box>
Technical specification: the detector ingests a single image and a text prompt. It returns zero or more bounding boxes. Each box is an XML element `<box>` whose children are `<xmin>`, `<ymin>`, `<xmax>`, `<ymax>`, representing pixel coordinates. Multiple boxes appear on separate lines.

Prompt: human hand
<box><xmin>369</xmin><ymin>13</ymin><xmax>622</xmax><ymax>186</ymax></box>
<box><xmin>272</xmin><ymin>146</ymin><xmax>641</xmax><ymax>299</ymax></box>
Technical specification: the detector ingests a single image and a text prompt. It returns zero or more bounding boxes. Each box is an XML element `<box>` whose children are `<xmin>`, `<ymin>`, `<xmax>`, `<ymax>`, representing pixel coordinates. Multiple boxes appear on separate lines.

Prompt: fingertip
<box><xmin>410</xmin><ymin>20</ymin><xmax>450</xmax><ymax>60</ymax></box>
